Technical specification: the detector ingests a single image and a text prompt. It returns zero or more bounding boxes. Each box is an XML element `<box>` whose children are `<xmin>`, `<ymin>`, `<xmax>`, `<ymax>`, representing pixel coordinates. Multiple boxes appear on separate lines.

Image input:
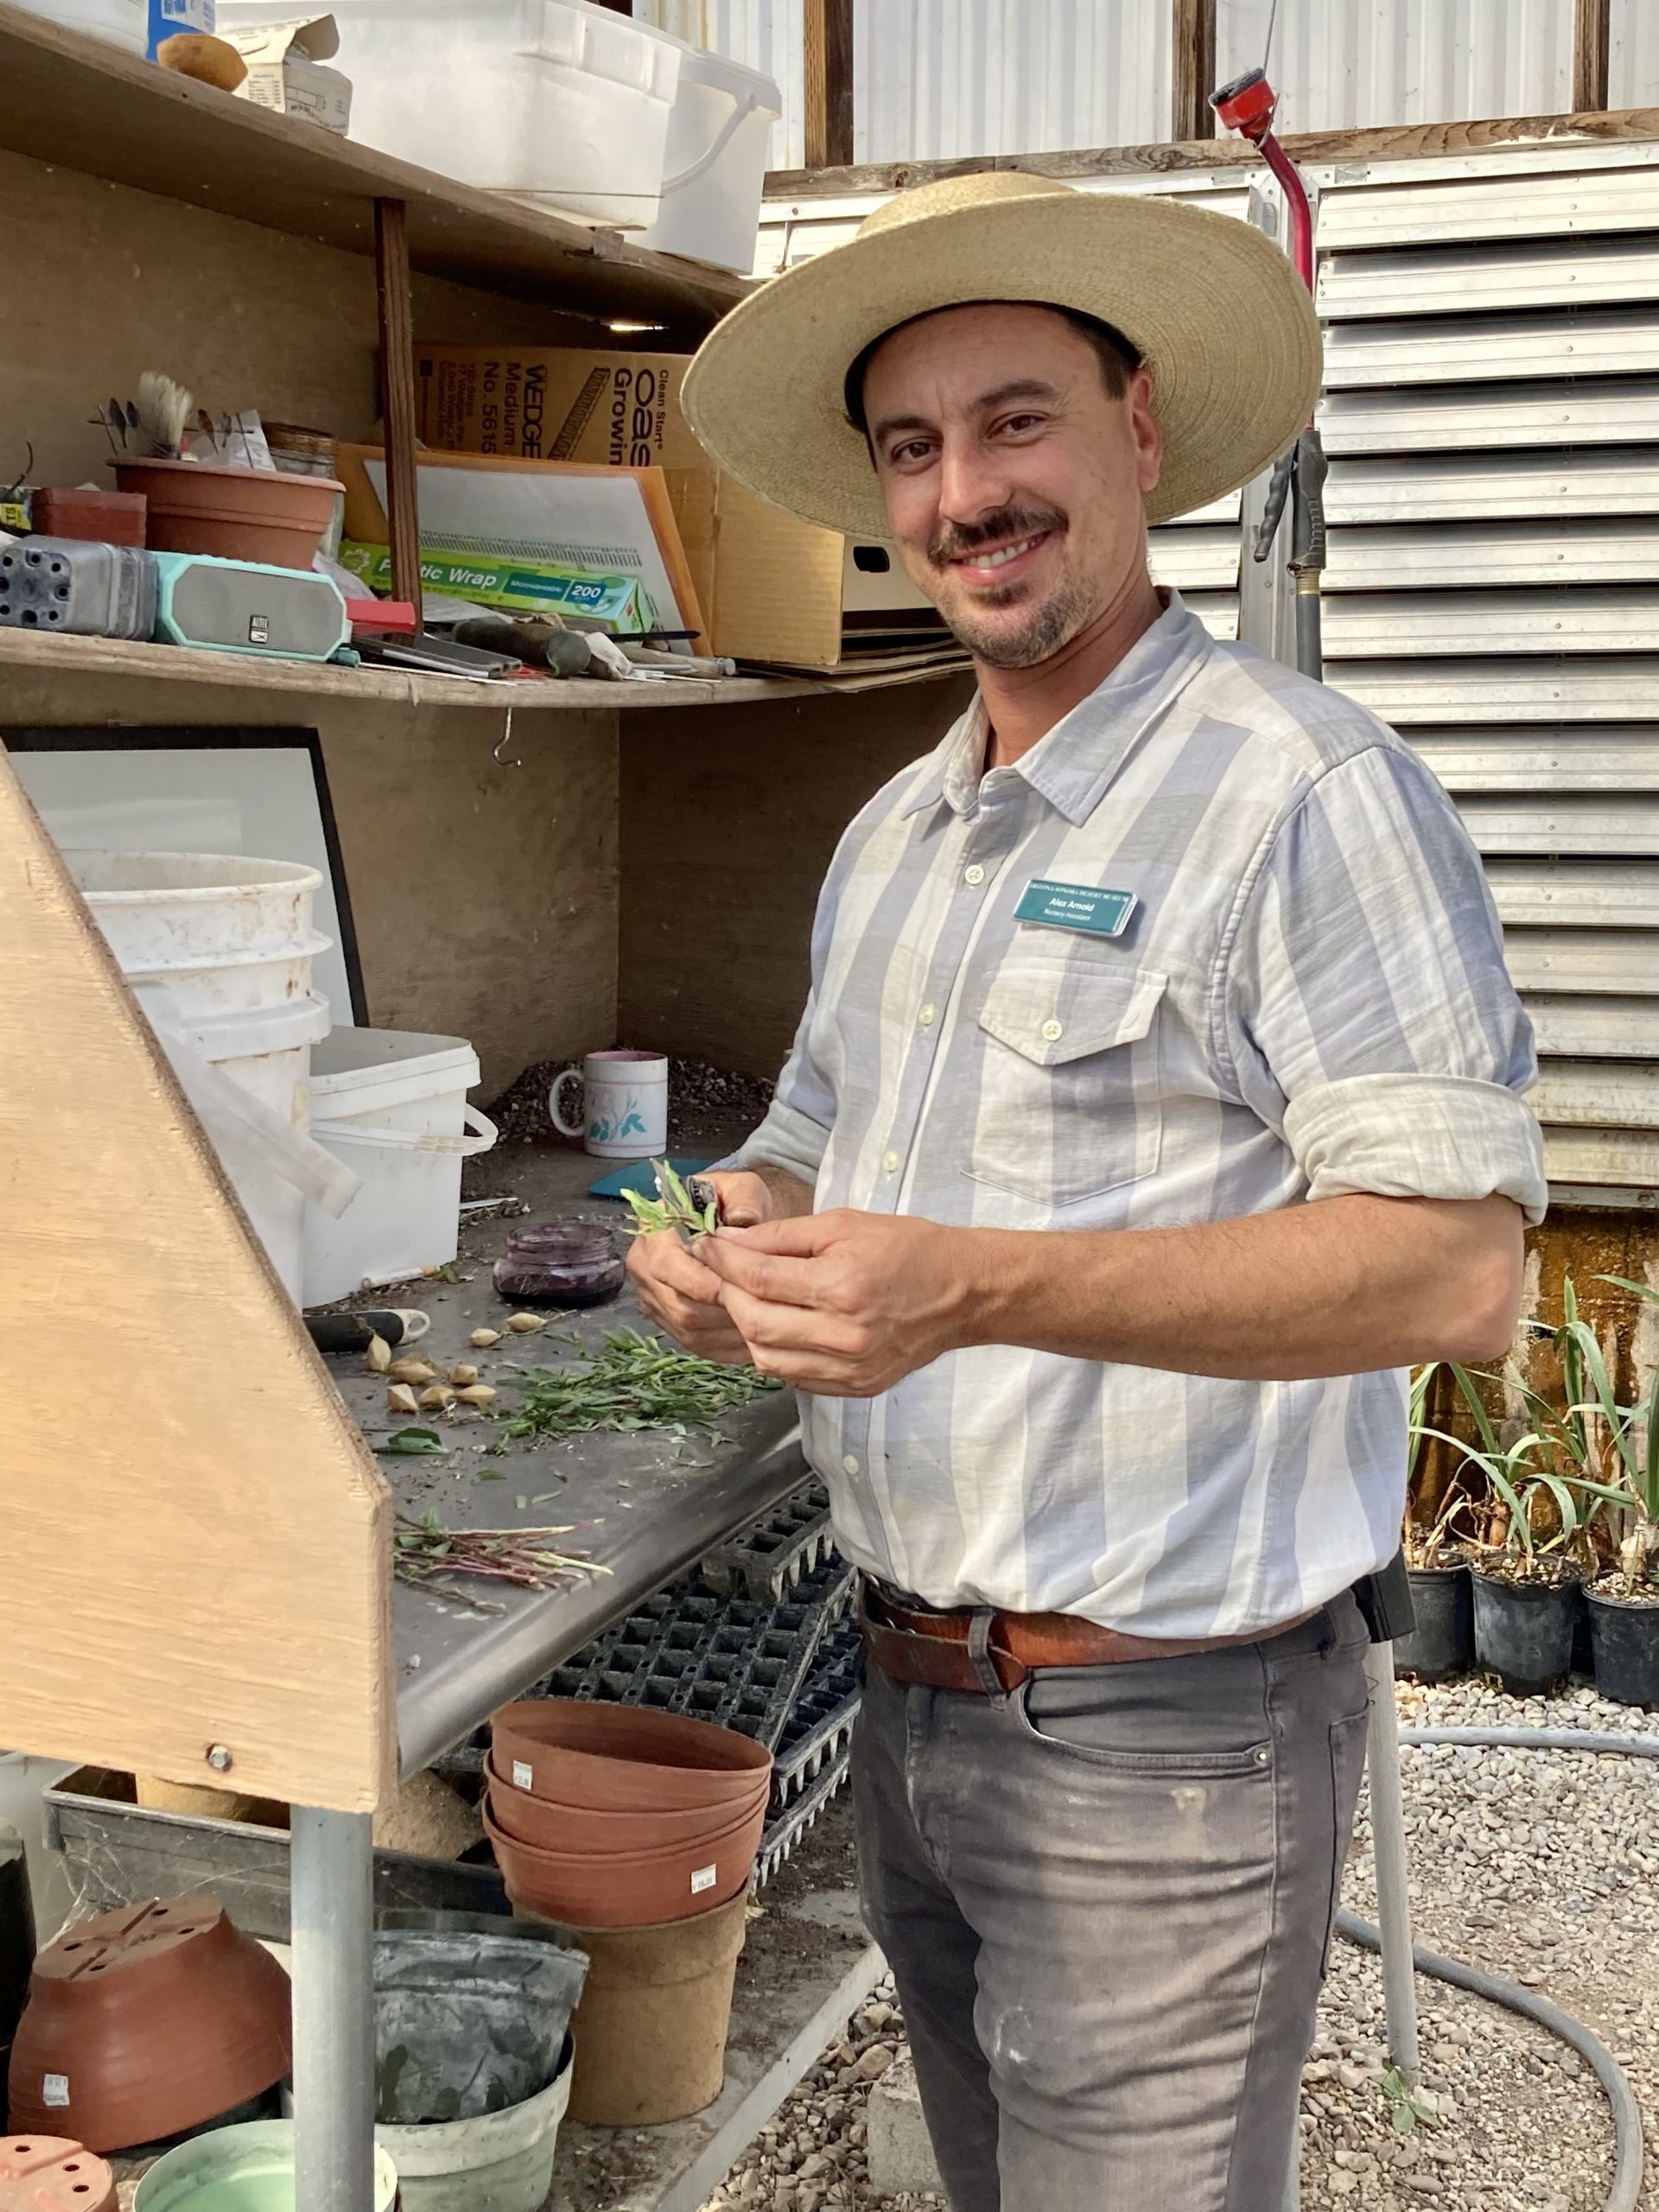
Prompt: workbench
<box><xmin>297</xmin><ymin>1142</ymin><xmax>878</xmax><ymax>2211</ymax></box>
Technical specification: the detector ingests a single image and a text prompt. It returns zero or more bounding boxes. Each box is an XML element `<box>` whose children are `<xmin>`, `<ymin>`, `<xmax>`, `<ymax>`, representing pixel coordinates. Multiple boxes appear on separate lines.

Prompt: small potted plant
<box><xmin>1417</xmin><ymin>1361</ymin><xmax>1590</xmax><ymax>1696</ymax></box>
<box><xmin>1395</xmin><ymin>1364</ymin><xmax>1478</xmax><ymax>1681</ymax></box>
<box><xmin>1558</xmin><ymin>1275</ymin><xmax>1659</xmax><ymax>1708</ymax></box>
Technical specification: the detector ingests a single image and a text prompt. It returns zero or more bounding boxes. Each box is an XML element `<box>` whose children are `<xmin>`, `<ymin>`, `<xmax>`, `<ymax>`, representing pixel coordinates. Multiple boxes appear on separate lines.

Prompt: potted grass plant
<box><xmin>1416</xmin><ymin>1357</ymin><xmax>1591</xmax><ymax>1696</ymax></box>
<box><xmin>1549</xmin><ymin>1276</ymin><xmax>1659</xmax><ymax>1708</ymax></box>
<box><xmin>1395</xmin><ymin>1364</ymin><xmax>1478</xmax><ymax>1681</ymax></box>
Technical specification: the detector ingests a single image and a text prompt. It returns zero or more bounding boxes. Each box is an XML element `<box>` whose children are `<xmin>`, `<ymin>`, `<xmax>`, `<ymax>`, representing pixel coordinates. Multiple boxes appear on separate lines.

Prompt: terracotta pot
<box><xmin>30</xmin><ymin>489</ymin><xmax>148</xmax><ymax>549</ymax></box>
<box><xmin>491</xmin><ymin>1701</ymin><xmax>772</xmax><ymax>1813</ymax></box>
<box><xmin>111</xmin><ymin>461</ymin><xmax>343</xmax><ymax>572</ymax></box>
<box><xmin>564</xmin><ymin>1893</ymin><xmax>749</xmax><ymax>2126</ymax></box>
<box><xmin>0</xmin><ymin>2134</ymin><xmax>118</xmax><ymax>2212</ymax></box>
<box><xmin>483</xmin><ymin>1792</ymin><xmax>764</xmax><ymax>1929</ymax></box>
<box><xmin>483</xmin><ymin>1753</ymin><xmax>768</xmax><ymax>1856</ymax></box>
<box><xmin>8</xmin><ymin>1898</ymin><xmax>291</xmax><ymax>2153</ymax></box>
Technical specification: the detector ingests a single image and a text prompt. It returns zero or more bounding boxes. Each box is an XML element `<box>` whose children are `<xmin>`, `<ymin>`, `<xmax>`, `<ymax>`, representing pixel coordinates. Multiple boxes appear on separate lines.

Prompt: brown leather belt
<box><xmin>860</xmin><ymin>1579</ymin><xmax>1319</xmax><ymax>1694</ymax></box>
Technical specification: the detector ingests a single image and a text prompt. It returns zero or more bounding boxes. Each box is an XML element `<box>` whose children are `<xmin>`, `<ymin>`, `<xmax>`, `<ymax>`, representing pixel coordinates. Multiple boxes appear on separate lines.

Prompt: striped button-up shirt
<box><xmin>732</xmin><ymin>595</ymin><xmax>1548</xmax><ymax>1636</ymax></box>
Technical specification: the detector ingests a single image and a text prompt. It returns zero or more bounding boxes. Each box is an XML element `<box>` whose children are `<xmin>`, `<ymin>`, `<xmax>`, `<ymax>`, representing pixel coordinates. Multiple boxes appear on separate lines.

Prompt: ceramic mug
<box><xmin>550</xmin><ymin>1050</ymin><xmax>668</xmax><ymax>1159</ymax></box>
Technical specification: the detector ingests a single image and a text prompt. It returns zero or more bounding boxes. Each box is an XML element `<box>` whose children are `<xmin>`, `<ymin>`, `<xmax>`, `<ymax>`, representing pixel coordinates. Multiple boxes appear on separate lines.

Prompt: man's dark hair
<box><xmin>843</xmin><ymin>302</ymin><xmax>1142</xmax><ymax>435</ymax></box>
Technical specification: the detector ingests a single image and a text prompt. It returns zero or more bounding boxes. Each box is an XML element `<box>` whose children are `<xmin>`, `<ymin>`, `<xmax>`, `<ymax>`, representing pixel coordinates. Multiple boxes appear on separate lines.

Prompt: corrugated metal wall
<box><xmin>756</xmin><ymin>138</ymin><xmax>1659</xmax><ymax>1199</ymax></box>
<box><xmin>1311</xmin><ymin>141</ymin><xmax>1659</xmax><ymax>1200</ymax></box>
<box><xmin>641</xmin><ymin>1</ymin><xmax>1659</xmax><ymax>175</ymax></box>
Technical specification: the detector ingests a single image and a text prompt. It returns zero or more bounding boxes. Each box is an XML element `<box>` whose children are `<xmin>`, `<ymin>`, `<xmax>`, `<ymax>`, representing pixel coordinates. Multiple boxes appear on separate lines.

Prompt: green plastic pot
<box><xmin>132</xmin><ymin>2119</ymin><xmax>398</xmax><ymax>2211</ymax></box>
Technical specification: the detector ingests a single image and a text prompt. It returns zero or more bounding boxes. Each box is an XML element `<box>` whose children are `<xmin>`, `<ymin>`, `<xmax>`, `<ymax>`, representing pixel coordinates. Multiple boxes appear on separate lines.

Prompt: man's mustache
<box><xmin>928</xmin><ymin>505</ymin><xmax>1068</xmax><ymax>570</ymax></box>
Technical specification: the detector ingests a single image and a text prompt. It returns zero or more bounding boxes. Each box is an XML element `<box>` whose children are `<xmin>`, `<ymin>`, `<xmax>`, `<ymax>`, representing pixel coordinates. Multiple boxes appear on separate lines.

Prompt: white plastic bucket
<box><xmin>0</xmin><ymin>1751</ymin><xmax>77</xmax><ymax>1943</ymax></box>
<box><xmin>10</xmin><ymin>0</ymin><xmax>148</xmax><ymax>54</ymax></box>
<box><xmin>219</xmin><ymin>0</ymin><xmax>681</xmax><ymax>226</ymax></box>
<box><xmin>377</xmin><ymin>2041</ymin><xmax>574</xmax><ymax>2212</ymax></box>
<box><xmin>65</xmin><ymin>852</ymin><xmax>348</xmax><ymax>1305</ymax></box>
<box><xmin>638</xmin><ymin>39</ymin><xmax>781</xmax><ymax>273</ymax></box>
<box><xmin>303</xmin><ymin>1028</ymin><xmax>498</xmax><ymax>1304</ymax></box>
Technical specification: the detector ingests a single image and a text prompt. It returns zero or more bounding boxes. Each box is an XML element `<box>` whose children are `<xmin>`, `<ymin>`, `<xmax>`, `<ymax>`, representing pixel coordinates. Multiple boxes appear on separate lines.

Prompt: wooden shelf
<box><xmin>0</xmin><ymin>626</ymin><xmax>966</xmax><ymax>712</ymax></box>
<box><xmin>0</xmin><ymin>7</ymin><xmax>744</xmax><ymax>338</ymax></box>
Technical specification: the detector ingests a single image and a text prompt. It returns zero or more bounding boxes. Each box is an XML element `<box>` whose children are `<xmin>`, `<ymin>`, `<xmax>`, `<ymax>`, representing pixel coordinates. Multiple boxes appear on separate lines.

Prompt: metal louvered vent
<box><xmin>1313</xmin><ymin>142</ymin><xmax>1659</xmax><ymax>1204</ymax></box>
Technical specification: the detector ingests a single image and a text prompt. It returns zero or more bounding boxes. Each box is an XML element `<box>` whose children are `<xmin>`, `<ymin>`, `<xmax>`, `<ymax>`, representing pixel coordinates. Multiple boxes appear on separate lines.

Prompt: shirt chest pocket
<box><xmin>968</xmin><ymin>959</ymin><xmax>1167</xmax><ymax>1209</ymax></box>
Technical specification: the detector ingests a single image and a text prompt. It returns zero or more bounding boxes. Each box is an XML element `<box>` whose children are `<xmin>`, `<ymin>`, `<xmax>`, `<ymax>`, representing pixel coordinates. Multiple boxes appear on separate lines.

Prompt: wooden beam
<box><xmin>1573</xmin><ymin>0</ymin><xmax>1611</xmax><ymax>111</ymax></box>
<box><xmin>1171</xmin><ymin>0</ymin><xmax>1217</xmax><ymax>143</ymax></box>
<box><xmin>804</xmin><ymin>0</ymin><xmax>855</xmax><ymax>169</ymax></box>
<box><xmin>373</xmin><ymin>197</ymin><xmax>422</xmax><ymax>612</ymax></box>
<box><xmin>766</xmin><ymin>105</ymin><xmax>1659</xmax><ymax>200</ymax></box>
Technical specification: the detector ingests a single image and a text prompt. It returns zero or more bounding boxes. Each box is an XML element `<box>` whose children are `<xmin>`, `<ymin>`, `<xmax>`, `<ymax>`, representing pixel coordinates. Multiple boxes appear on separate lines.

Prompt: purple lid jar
<box><xmin>492</xmin><ymin>1221</ymin><xmax>625</xmax><ymax>1308</ymax></box>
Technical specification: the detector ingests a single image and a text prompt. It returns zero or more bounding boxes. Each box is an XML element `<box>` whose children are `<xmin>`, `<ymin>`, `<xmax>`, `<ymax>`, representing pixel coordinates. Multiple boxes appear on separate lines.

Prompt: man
<box><xmin>631</xmin><ymin>175</ymin><xmax>1546</xmax><ymax>2210</ymax></box>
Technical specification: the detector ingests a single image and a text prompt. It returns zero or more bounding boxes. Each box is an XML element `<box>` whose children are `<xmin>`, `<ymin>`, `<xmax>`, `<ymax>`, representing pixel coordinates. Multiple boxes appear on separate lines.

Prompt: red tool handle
<box><xmin>1211</xmin><ymin>68</ymin><xmax>1313</xmax><ymax>291</ymax></box>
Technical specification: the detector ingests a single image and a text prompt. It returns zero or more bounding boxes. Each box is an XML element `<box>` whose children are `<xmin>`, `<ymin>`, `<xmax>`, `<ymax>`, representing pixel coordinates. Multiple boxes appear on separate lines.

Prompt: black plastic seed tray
<box><xmin>769</xmin><ymin>1615</ymin><xmax>862</xmax><ymax>1805</ymax></box>
<box><xmin>756</xmin><ymin>1743</ymin><xmax>855</xmax><ymax>1888</ymax></box>
<box><xmin>700</xmin><ymin>1478</ymin><xmax>836</xmax><ymax>1602</ymax></box>
<box><xmin>438</xmin><ymin>1549</ymin><xmax>855</xmax><ymax>1787</ymax></box>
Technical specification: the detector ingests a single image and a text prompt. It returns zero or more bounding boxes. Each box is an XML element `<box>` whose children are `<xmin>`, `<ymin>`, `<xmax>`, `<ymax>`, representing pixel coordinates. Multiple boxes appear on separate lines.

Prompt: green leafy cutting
<box><xmin>499</xmin><ymin>1327</ymin><xmax>780</xmax><ymax>1444</ymax></box>
<box><xmin>621</xmin><ymin>1160</ymin><xmax>719</xmax><ymax>1240</ymax></box>
<box><xmin>1381</xmin><ymin>2064</ymin><xmax>1441</xmax><ymax>2136</ymax></box>
<box><xmin>378</xmin><ymin>1427</ymin><xmax>447</xmax><ymax>1457</ymax></box>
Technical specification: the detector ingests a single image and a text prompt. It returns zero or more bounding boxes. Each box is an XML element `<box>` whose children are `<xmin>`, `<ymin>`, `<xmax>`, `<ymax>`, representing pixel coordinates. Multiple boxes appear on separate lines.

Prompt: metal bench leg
<box><xmin>1364</xmin><ymin>1641</ymin><xmax>1420</xmax><ymax>2082</ymax></box>
<box><xmin>290</xmin><ymin>1807</ymin><xmax>376</xmax><ymax>2212</ymax></box>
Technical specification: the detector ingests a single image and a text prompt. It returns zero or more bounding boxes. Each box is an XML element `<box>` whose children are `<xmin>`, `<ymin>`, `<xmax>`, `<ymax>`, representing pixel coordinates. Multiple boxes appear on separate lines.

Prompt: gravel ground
<box><xmin>703</xmin><ymin>1677</ymin><xmax>1659</xmax><ymax>2212</ymax></box>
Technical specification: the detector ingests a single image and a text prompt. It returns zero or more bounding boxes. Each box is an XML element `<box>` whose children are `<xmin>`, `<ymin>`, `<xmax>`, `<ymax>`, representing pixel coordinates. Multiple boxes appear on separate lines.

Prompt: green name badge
<box><xmin>1014</xmin><ymin>878</ymin><xmax>1137</xmax><ymax>938</ymax></box>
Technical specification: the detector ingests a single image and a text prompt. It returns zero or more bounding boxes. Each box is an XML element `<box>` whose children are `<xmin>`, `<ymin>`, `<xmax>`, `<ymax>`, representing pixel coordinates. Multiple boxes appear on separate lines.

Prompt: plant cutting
<box><xmin>392</xmin><ymin>1515</ymin><xmax>611</xmax><ymax>1611</ymax></box>
<box><xmin>497</xmin><ymin>1329</ymin><xmax>780</xmax><ymax>1445</ymax></box>
<box><xmin>620</xmin><ymin>1161</ymin><xmax>721</xmax><ymax>1241</ymax></box>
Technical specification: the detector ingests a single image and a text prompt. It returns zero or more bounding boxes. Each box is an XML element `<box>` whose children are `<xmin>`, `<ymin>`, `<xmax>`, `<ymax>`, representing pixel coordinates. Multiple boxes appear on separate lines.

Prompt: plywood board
<box><xmin>0</xmin><ymin>747</ymin><xmax>394</xmax><ymax>1813</ymax></box>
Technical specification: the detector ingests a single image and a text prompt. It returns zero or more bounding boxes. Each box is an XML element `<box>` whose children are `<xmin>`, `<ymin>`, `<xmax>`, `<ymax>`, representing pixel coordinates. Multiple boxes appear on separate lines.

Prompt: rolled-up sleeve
<box><xmin>1223</xmin><ymin>741</ymin><xmax>1548</xmax><ymax>1224</ymax></box>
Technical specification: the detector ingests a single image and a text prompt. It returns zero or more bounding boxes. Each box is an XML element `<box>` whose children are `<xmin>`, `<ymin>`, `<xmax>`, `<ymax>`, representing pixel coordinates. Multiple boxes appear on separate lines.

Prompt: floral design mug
<box><xmin>550</xmin><ymin>1050</ymin><xmax>668</xmax><ymax>1159</ymax></box>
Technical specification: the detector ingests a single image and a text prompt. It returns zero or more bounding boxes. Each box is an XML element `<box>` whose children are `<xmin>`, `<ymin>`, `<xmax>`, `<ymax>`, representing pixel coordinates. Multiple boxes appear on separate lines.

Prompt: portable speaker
<box><xmin>0</xmin><ymin>537</ymin><xmax>158</xmax><ymax>639</ymax></box>
<box><xmin>150</xmin><ymin>552</ymin><xmax>350</xmax><ymax>662</ymax></box>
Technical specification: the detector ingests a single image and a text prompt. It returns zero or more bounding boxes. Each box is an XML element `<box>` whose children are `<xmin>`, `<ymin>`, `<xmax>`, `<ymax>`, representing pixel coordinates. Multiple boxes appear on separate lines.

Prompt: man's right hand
<box><xmin>626</xmin><ymin>1170</ymin><xmax>786</xmax><ymax>1364</ymax></box>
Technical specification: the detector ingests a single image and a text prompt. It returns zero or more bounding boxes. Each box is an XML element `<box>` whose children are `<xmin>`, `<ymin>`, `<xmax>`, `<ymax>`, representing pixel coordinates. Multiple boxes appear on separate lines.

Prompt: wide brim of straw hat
<box><xmin>682</xmin><ymin>172</ymin><xmax>1323</xmax><ymax>538</ymax></box>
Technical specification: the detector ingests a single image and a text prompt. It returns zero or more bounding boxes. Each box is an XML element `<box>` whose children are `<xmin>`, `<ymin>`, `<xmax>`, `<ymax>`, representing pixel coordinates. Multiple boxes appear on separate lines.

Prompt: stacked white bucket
<box><xmin>66</xmin><ymin>851</ymin><xmax>339</xmax><ymax>1305</ymax></box>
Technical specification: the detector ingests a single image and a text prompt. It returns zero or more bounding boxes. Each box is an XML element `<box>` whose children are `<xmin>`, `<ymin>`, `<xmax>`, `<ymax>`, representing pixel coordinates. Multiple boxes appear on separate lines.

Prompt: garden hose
<box><xmin>1339</xmin><ymin>1723</ymin><xmax>1657</xmax><ymax>2212</ymax></box>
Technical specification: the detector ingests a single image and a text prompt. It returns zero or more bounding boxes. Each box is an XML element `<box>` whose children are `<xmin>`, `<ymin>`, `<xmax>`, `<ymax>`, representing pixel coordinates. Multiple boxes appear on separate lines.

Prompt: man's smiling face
<box><xmin>861</xmin><ymin>302</ymin><xmax>1162</xmax><ymax>670</ymax></box>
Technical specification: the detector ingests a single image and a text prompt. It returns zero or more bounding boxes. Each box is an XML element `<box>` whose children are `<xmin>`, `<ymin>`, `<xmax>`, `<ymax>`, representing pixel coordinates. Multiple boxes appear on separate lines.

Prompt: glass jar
<box><xmin>492</xmin><ymin>1222</ymin><xmax>624</xmax><ymax>1308</ymax></box>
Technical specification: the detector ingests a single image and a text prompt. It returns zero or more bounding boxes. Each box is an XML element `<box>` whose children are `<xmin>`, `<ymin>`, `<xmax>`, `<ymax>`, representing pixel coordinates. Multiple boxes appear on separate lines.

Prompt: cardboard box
<box><xmin>413</xmin><ymin>345</ymin><xmax>940</xmax><ymax>670</ymax></box>
<box><xmin>224</xmin><ymin>16</ymin><xmax>353</xmax><ymax>136</ymax></box>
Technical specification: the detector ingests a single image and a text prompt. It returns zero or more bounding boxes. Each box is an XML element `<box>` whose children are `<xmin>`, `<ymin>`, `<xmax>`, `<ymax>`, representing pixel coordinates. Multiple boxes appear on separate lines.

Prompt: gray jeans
<box><xmin>852</xmin><ymin>1594</ymin><xmax>1371</xmax><ymax>2212</ymax></box>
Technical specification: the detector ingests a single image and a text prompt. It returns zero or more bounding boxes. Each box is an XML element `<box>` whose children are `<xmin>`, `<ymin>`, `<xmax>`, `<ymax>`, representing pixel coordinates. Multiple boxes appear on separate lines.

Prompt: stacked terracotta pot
<box><xmin>484</xmin><ymin>1702</ymin><xmax>772</xmax><ymax>1929</ymax></box>
<box><xmin>484</xmin><ymin>1702</ymin><xmax>774</xmax><ymax>2128</ymax></box>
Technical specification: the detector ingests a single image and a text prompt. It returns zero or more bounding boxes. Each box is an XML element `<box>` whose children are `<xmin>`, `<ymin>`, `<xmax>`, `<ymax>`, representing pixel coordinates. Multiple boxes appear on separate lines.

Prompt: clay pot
<box><xmin>564</xmin><ymin>1893</ymin><xmax>749</xmax><ymax>2126</ymax></box>
<box><xmin>0</xmin><ymin>2134</ymin><xmax>118</xmax><ymax>2212</ymax></box>
<box><xmin>492</xmin><ymin>1702</ymin><xmax>772</xmax><ymax>1814</ymax></box>
<box><xmin>8</xmin><ymin>1898</ymin><xmax>290</xmax><ymax>2154</ymax></box>
<box><xmin>111</xmin><ymin>461</ymin><xmax>343</xmax><ymax>572</ymax></box>
<box><xmin>483</xmin><ymin>1790</ymin><xmax>765</xmax><ymax>1929</ymax></box>
<box><xmin>29</xmin><ymin>489</ymin><xmax>148</xmax><ymax>549</ymax></box>
<box><xmin>483</xmin><ymin>1753</ymin><xmax>768</xmax><ymax>1857</ymax></box>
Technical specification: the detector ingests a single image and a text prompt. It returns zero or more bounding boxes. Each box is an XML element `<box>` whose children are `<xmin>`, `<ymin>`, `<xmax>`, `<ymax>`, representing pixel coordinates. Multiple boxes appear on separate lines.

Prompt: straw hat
<box><xmin>682</xmin><ymin>171</ymin><xmax>1322</xmax><ymax>538</ymax></box>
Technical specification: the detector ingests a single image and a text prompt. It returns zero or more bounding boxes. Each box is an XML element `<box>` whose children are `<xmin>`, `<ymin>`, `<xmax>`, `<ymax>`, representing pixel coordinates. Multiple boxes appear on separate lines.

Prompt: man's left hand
<box><xmin>694</xmin><ymin>1210</ymin><xmax>982</xmax><ymax>1396</ymax></box>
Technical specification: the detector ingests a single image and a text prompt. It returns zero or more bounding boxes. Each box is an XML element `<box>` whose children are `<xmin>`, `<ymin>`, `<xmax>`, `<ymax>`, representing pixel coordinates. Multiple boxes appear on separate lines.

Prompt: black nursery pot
<box><xmin>1587</xmin><ymin>1588</ymin><xmax>1659</xmax><ymax>1709</ymax></box>
<box><xmin>1393</xmin><ymin>1563</ymin><xmax>1474</xmax><ymax>1683</ymax></box>
<box><xmin>1471</xmin><ymin>1568</ymin><xmax>1582</xmax><ymax>1697</ymax></box>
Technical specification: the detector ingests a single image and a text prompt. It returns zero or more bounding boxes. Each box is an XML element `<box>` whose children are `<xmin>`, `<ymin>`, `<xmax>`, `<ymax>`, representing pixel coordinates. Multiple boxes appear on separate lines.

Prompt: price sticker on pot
<box><xmin>512</xmin><ymin>1760</ymin><xmax>534</xmax><ymax>1791</ymax></box>
<box><xmin>691</xmin><ymin>1864</ymin><xmax>718</xmax><ymax>1896</ymax></box>
<box><xmin>42</xmin><ymin>2073</ymin><xmax>70</xmax><ymax>2107</ymax></box>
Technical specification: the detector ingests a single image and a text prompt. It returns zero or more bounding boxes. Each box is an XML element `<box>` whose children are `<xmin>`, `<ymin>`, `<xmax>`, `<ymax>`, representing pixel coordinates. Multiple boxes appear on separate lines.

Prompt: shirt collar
<box><xmin>901</xmin><ymin>591</ymin><xmax>1214</xmax><ymax>827</ymax></box>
